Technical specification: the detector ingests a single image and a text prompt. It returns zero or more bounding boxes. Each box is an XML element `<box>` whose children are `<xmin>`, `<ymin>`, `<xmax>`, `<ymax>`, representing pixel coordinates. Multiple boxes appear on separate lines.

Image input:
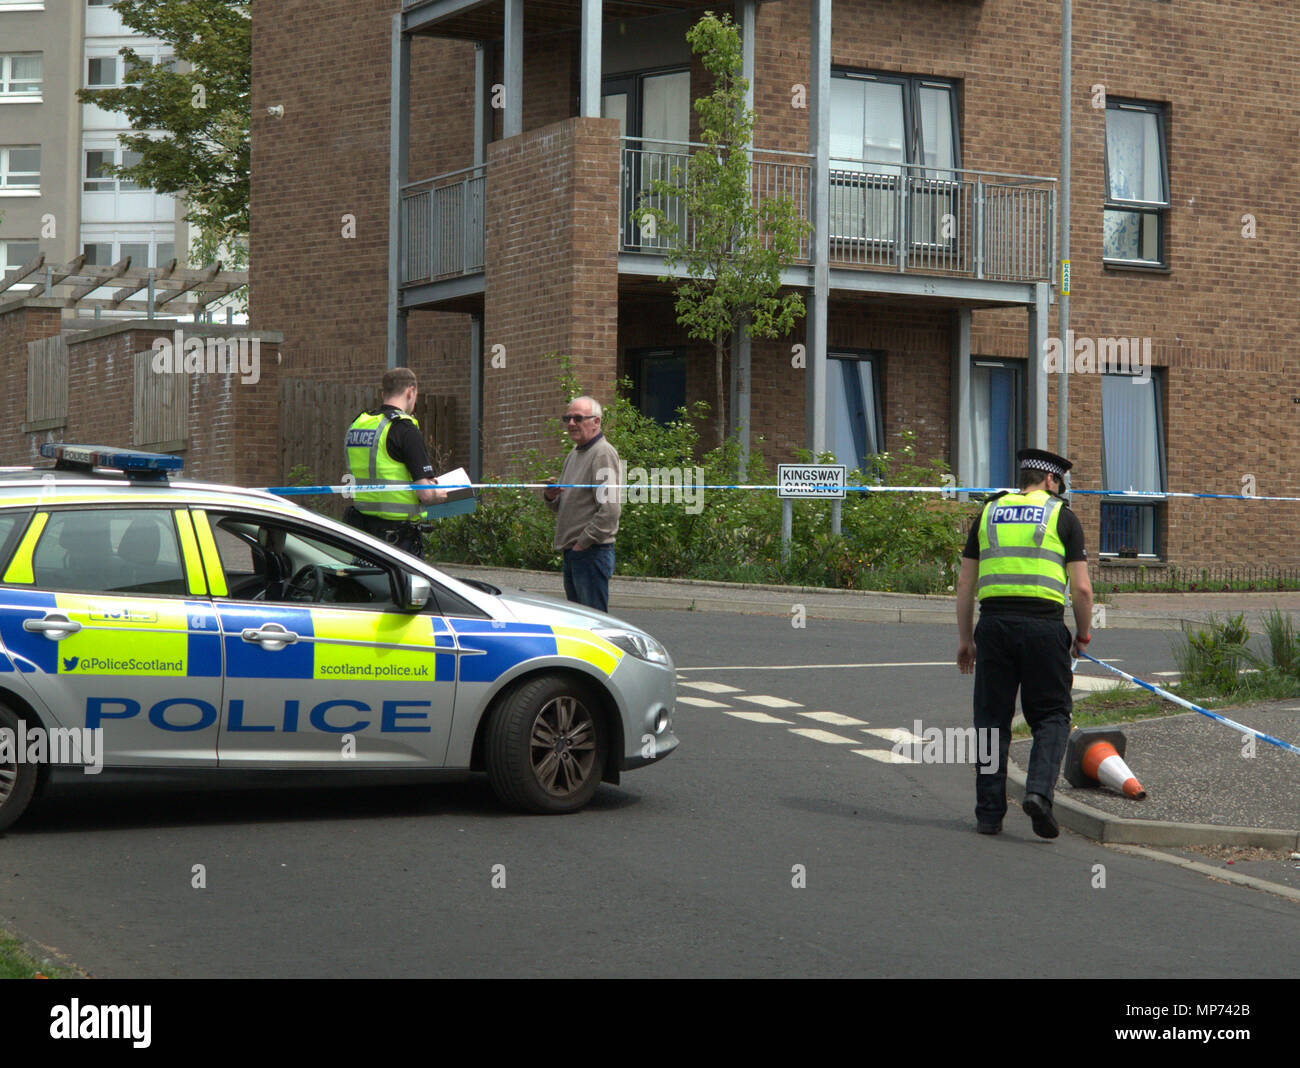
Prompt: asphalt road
<box><xmin>4</xmin><ymin>610</ymin><xmax>1298</xmax><ymax>978</ymax></box>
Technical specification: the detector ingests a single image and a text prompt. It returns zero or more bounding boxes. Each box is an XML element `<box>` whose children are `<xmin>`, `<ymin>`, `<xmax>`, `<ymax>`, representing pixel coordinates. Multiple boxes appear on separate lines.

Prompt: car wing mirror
<box><xmin>404</xmin><ymin>573</ymin><xmax>432</xmax><ymax>611</ymax></box>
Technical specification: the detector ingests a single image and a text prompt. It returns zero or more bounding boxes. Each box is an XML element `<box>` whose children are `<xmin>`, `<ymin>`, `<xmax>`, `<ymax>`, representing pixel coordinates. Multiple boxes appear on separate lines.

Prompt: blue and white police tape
<box><xmin>262</xmin><ymin>481</ymin><xmax>1300</xmax><ymax>503</ymax></box>
<box><xmin>1075</xmin><ymin>650</ymin><xmax>1300</xmax><ymax>757</ymax></box>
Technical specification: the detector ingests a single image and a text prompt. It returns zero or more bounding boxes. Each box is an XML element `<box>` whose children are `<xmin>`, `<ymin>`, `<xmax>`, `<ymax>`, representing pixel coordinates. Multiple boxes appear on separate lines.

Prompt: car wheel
<box><xmin>0</xmin><ymin>703</ymin><xmax>39</xmax><ymax>835</ymax></box>
<box><xmin>485</xmin><ymin>675</ymin><xmax>606</xmax><ymax>814</ymax></box>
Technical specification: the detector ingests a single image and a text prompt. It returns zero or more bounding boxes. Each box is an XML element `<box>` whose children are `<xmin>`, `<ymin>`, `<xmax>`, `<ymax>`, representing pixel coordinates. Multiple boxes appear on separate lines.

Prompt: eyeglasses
<box><xmin>561</xmin><ymin>414</ymin><xmax>595</xmax><ymax>423</ymax></box>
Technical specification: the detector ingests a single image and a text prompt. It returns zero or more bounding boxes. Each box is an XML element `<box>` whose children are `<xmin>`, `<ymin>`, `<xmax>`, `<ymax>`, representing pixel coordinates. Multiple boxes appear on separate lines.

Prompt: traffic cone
<box><xmin>1063</xmin><ymin>727</ymin><xmax>1147</xmax><ymax>799</ymax></box>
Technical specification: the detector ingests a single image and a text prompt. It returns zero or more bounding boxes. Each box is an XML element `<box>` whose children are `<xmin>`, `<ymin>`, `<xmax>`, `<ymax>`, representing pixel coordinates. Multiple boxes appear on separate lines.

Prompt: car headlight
<box><xmin>593</xmin><ymin>627</ymin><xmax>670</xmax><ymax>665</ymax></box>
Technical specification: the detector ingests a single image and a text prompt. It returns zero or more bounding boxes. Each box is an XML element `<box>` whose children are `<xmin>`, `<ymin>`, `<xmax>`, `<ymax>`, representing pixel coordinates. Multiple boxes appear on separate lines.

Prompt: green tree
<box><xmin>77</xmin><ymin>0</ymin><xmax>250</xmax><ymax>270</ymax></box>
<box><xmin>641</xmin><ymin>12</ymin><xmax>809</xmax><ymax>449</ymax></box>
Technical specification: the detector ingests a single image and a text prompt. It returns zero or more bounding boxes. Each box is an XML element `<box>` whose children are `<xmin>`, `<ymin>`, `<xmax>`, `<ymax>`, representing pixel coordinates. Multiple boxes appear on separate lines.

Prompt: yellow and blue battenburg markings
<box><xmin>216</xmin><ymin>605</ymin><xmax>459</xmax><ymax>683</ymax></box>
<box><xmin>0</xmin><ymin>590</ymin><xmax>221</xmax><ymax>676</ymax></box>
<box><xmin>449</xmin><ymin>619</ymin><xmax>623</xmax><ymax>682</ymax></box>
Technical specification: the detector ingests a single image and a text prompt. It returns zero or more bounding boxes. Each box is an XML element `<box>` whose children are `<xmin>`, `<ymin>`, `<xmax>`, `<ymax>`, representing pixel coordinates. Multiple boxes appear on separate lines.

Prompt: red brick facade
<box><xmin>483</xmin><ymin>117</ymin><xmax>621</xmax><ymax>472</ymax></box>
<box><xmin>241</xmin><ymin>0</ymin><xmax>1300</xmax><ymax>569</ymax></box>
<box><xmin>0</xmin><ymin>304</ymin><xmax>281</xmax><ymax>486</ymax></box>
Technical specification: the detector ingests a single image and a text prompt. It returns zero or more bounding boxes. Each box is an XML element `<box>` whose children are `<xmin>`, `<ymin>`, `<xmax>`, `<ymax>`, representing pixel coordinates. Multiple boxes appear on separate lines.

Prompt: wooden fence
<box><xmin>279</xmin><ymin>378</ymin><xmax>455</xmax><ymax>517</ymax></box>
<box><xmin>25</xmin><ymin>335</ymin><xmax>68</xmax><ymax>431</ymax></box>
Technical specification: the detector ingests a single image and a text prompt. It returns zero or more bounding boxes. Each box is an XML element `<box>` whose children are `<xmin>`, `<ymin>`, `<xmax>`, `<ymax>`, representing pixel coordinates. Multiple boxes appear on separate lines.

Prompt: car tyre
<box><xmin>485</xmin><ymin>675</ymin><xmax>606</xmax><ymax>814</ymax></box>
<box><xmin>0</xmin><ymin>703</ymin><xmax>39</xmax><ymax>835</ymax></box>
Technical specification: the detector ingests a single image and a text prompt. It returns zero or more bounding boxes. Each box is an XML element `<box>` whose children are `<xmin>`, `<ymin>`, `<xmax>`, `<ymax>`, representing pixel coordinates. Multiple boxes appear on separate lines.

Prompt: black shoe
<box><xmin>977</xmin><ymin>820</ymin><xmax>1002</xmax><ymax>835</ymax></box>
<box><xmin>1022</xmin><ymin>793</ymin><xmax>1059</xmax><ymax>839</ymax></box>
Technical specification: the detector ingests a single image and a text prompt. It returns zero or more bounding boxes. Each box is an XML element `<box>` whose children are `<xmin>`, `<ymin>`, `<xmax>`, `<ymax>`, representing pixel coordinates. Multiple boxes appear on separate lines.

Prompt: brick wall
<box><xmin>250</xmin><ymin>0</ymin><xmax>1300</xmax><ymax>567</ymax></box>
<box><xmin>0</xmin><ymin>303</ymin><xmax>64</xmax><ymax>464</ymax></box>
<box><xmin>482</xmin><ymin>117</ymin><xmax>621</xmax><ymax>474</ymax></box>
<box><xmin>0</xmin><ymin>309</ymin><xmax>281</xmax><ymax>485</ymax></box>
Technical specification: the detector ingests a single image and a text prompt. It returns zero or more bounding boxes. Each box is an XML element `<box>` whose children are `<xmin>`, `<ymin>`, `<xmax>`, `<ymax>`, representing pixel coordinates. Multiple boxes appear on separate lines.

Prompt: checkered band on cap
<box><xmin>1020</xmin><ymin>457</ymin><xmax>1066</xmax><ymax>477</ymax></box>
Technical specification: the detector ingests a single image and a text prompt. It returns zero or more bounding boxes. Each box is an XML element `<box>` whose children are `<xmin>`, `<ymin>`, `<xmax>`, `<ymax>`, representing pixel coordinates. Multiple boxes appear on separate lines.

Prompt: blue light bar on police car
<box><xmin>40</xmin><ymin>443</ymin><xmax>184</xmax><ymax>480</ymax></box>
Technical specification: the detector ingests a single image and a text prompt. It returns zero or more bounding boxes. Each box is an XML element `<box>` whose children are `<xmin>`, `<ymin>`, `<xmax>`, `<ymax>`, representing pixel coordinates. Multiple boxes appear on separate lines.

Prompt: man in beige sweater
<box><xmin>543</xmin><ymin>395</ymin><xmax>621</xmax><ymax>612</ymax></box>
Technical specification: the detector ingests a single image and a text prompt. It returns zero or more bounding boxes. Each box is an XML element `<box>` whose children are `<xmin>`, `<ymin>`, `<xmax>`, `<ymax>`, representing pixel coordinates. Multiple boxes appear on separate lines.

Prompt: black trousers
<box><xmin>973</xmin><ymin>613</ymin><xmax>1073</xmax><ymax>823</ymax></box>
<box><xmin>343</xmin><ymin>506</ymin><xmax>425</xmax><ymax>559</ymax></box>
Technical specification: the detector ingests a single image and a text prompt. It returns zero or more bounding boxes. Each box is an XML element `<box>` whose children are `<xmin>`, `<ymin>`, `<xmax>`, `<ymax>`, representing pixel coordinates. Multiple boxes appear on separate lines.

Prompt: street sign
<box><xmin>778</xmin><ymin>464</ymin><xmax>846</xmax><ymax>499</ymax></box>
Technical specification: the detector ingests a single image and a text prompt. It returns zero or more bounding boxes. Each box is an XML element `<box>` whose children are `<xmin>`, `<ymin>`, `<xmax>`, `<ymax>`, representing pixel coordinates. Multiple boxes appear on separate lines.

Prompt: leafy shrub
<box><xmin>432</xmin><ymin>355</ymin><xmax>974</xmax><ymax>592</ymax></box>
<box><xmin>1173</xmin><ymin>613</ymin><xmax>1251</xmax><ymax>693</ymax></box>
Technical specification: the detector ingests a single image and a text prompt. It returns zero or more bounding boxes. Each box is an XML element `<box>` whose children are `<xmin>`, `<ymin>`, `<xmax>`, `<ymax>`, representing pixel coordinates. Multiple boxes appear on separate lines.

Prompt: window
<box><xmin>828</xmin><ymin>351</ymin><xmax>884</xmax><ymax>473</ymax></box>
<box><xmin>2</xmin><ymin>239</ymin><xmax>39</xmax><ymax>282</ymax></box>
<box><xmin>627</xmin><ymin>348</ymin><xmax>686</xmax><ymax>426</ymax></box>
<box><xmin>86</xmin><ymin>55</ymin><xmax>117</xmax><ymax>88</ymax></box>
<box><xmin>829</xmin><ymin>72</ymin><xmax>960</xmax><ymax>246</ymax></box>
<box><xmin>971</xmin><ymin>359</ymin><xmax>1023</xmax><ymax>490</ymax></box>
<box><xmin>0</xmin><ymin>145</ymin><xmax>39</xmax><ymax>190</ymax></box>
<box><xmin>207</xmin><ymin>514</ymin><xmax>403</xmax><ymax>609</ymax></box>
<box><xmin>1101</xmin><ymin>371</ymin><xmax>1165</xmax><ymax>556</ymax></box>
<box><xmin>83</xmin><ymin>235</ymin><xmax>172</xmax><ymax>268</ymax></box>
<box><xmin>86</xmin><ymin>46</ymin><xmax>173</xmax><ymax>93</ymax></box>
<box><xmin>1104</xmin><ymin>100</ymin><xmax>1168</xmax><ymax>266</ymax></box>
<box><xmin>0</xmin><ymin>54</ymin><xmax>42</xmax><ymax>97</ymax></box>
<box><xmin>84</xmin><ymin>146</ymin><xmax>142</xmax><ymax>192</ymax></box>
<box><xmin>603</xmin><ymin>68</ymin><xmax>690</xmax><ymax>250</ymax></box>
<box><xmin>28</xmin><ymin>509</ymin><xmax>187</xmax><ymax>595</ymax></box>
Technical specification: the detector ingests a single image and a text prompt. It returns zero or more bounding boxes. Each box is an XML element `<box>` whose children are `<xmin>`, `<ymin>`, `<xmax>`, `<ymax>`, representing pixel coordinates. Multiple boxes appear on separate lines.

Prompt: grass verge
<box><xmin>1012</xmin><ymin>673</ymin><xmax>1300</xmax><ymax>739</ymax></box>
<box><xmin>0</xmin><ymin>927</ymin><xmax>76</xmax><ymax>979</ymax></box>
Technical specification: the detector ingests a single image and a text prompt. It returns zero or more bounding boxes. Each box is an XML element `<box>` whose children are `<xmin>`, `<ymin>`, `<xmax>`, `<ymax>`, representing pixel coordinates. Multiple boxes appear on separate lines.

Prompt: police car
<box><xmin>0</xmin><ymin>445</ymin><xmax>677</xmax><ymax>830</ymax></box>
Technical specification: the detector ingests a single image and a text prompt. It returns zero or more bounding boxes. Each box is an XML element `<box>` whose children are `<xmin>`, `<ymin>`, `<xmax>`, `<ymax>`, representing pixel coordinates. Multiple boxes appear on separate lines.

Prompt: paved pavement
<box><xmin>437</xmin><ymin>562</ymin><xmax>1300</xmax><ymax>860</ymax></box>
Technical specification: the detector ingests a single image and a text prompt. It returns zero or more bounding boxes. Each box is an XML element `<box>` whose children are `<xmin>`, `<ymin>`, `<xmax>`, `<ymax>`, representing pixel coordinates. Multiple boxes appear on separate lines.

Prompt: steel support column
<box><xmin>580</xmin><ymin>0</ymin><xmax>603</xmax><ymax>118</ymax></box>
<box><xmin>469</xmin><ymin>313</ymin><xmax>484</xmax><ymax>481</ymax></box>
<box><xmin>950</xmin><ymin>308</ymin><xmax>973</xmax><ymax>493</ymax></box>
<box><xmin>1027</xmin><ymin>281</ymin><xmax>1051</xmax><ymax>448</ymax></box>
<box><xmin>805</xmin><ymin>0</ymin><xmax>831</xmax><ymax>455</ymax></box>
<box><xmin>503</xmin><ymin>0</ymin><xmax>523</xmax><ymax>138</ymax></box>
<box><xmin>387</xmin><ymin>14</ymin><xmax>411</xmax><ymax>369</ymax></box>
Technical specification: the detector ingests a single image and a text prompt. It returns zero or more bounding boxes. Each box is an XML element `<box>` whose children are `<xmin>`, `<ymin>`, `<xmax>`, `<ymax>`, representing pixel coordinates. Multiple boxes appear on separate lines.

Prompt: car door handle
<box><xmin>23</xmin><ymin>613</ymin><xmax>82</xmax><ymax>640</ymax></box>
<box><xmin>240</xmin><ymin>624</ymin><xmax>299</xmax><ymax>650</ymax></box>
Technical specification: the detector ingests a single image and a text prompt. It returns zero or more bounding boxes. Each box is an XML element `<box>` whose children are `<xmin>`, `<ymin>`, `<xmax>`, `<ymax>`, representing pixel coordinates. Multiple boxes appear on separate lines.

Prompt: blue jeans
<box><xmin>563</xmin><ymin>544</ymin><xmax>615</xmax><ymax>613</ymax></box>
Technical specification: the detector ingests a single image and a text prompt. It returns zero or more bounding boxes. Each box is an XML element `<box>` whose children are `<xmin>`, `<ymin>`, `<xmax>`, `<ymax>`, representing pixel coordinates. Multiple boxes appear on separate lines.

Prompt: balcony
<box><xmin>619</xmin><ymin>139</ymin><xmax>1055</xmax><ymax>285</ymax></box>
<box><xmin>399</xmin><ymin>164</ymin><xmax>486</xmax><ymax>287</ymax></box>
<box><xmin>397</xmin><ymin>138</ymin><xmax>1055</xmax><ymax>301</ymax></box>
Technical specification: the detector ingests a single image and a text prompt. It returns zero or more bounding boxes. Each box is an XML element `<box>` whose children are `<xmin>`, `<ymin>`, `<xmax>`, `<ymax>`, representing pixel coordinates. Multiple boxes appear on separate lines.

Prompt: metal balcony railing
<box><xmin>619</xmin><ymin>138</ymin><xmax>1056</xmax><ymax>284</ymax></box>
<box><xmin>620</xmin><ymin>139</ymin><xmax>813</xmax><ymax>260</ymax></box>
<box><xmin>399</xmin><ymin>164</ymin><xmax>486</xmax><ymax>285</ymax></box>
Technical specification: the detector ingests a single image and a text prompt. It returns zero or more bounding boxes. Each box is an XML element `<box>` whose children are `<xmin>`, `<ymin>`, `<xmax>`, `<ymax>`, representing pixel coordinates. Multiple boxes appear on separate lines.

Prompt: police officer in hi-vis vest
<box><xmin>343</xmin><ymin>368</ymin><xmax>446</xmax><ymax>558</ymax></box>
<box><xmin>955</xmin><ymin>448</ymin><xmax>1093</xmax><ymax>838</ymax></box>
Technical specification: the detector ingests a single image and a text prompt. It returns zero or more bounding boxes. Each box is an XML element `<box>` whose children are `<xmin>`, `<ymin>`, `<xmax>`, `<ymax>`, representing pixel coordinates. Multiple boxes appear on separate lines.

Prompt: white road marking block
<box><xmin>678</xmin><ymin>681</ymin><xmax>744</xmax><ymax>694</ymax></box>
<box><xmin>738</xmin><ymin>694</ymin><xmax>804</xmax><ymax>708</ymax></box>
<box><xmin>789</xmin><ymin>728</ymin><xmax>860</xmax><ymax>744</ymax></box>
<box><xmin>799</xmin><ymin>711</ymin><xmax>868</xmax><ymax>727</ymax></box>
<box><xmin>863</xmin><ymin>727</ymin><xmax>923</xmax><ymax>744</ymax></box>
<box><xmin>723</xmin><ymin>711</ymin><xmax>792</xmax><ymax>724</ymax></box>
<box><xmin>853</xmin><ymin>748</ymin><xmax>918</xmax><ymax>764</ymax></box>
<box><xmin>676</xmin><ymin>696</ymin><xmax>732</xmax><ymax>708</ymax></box>
<box><xmin>1070</xmin><ymin>674</ymin><xmax>1133</xmax><ymax>692</ymax></box>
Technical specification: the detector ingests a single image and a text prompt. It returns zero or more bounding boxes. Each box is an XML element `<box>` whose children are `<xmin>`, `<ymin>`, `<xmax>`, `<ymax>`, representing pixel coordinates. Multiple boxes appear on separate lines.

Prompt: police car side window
<box><xmin>30</xmin><ymin>508</ymin><xmax>188</xmax><ymax>596</ymax></box>
<box><xmin>209</xmin><ymin>513</ymin><xmax>401</xmax><ymax>609</ymax></box>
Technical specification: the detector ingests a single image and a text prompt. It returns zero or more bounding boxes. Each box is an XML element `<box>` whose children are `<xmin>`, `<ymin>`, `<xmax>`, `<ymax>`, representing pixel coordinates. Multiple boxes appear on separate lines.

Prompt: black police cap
<box><xmin>1017</xmin><ymin>448</ymin><xmax>1072</xmax><ymax>478</ymax></box>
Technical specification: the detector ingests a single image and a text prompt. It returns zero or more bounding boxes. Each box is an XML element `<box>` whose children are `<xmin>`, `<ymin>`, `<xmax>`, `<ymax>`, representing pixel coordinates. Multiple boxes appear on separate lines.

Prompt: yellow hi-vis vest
<box><xmin>976</xmin><ymin>489</ymin><xmax>1068</xmax><ymax>604</ymax></box>
<box><xmin>345</xmin><ymin>409</ymin><xmax>423</xmax><ymax>521</ymax></box>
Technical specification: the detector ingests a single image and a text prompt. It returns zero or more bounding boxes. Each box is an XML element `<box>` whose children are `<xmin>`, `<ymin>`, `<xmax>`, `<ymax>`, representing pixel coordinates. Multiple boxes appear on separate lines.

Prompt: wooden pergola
<box><xmin>0</xmin><ymin>253</ymin><xmax>248</xmax><ymax>318</ymax></box>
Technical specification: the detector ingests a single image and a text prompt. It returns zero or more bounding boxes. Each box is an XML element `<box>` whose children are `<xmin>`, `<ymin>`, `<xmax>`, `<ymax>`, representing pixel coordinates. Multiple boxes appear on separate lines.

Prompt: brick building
<box><xmin>250</xmin><ymin>0</ymin><xmax>1300</xmax><ymax>572</ymax></box>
